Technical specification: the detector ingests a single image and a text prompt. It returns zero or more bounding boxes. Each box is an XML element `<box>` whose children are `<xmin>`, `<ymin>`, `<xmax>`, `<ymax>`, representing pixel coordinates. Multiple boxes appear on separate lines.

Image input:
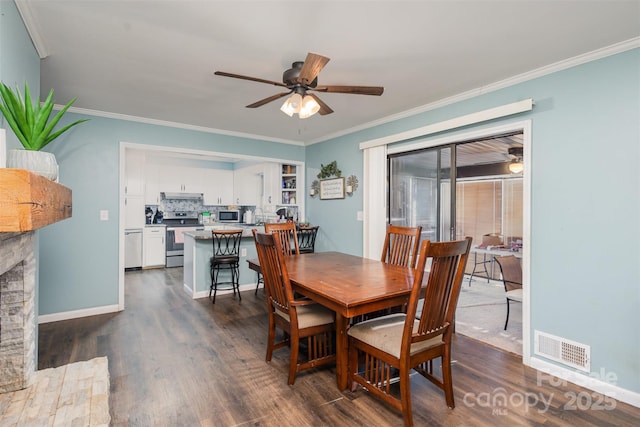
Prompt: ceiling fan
<box><xmin>214</xmin><ymin>52</ymin><xmax>384</xmax><ymax>118</ymax></box>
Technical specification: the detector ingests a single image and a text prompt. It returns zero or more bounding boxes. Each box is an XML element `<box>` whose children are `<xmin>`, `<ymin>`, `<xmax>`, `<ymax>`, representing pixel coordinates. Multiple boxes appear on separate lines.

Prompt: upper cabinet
<box><xmin>234</xmin><ymin>164</ymin><xmax>262</xmax><ymax>206</ymax></box>
<box><xmin>144</xmin><ymin>164</ymin><xmax>161</xmax><ymax>204</ymax></box>
<box><xmin>262</xmin><ymin>163</ymin><xmax>282</xmax><ymax>209</ymax></box>
<box><xmin>125</xmin><ymin>150</ymin><xmax>145</xmax><ymax>196</ymax></box>
<box><xmin>205</xmin><ymin>169</ymin><xmax>234</xmax><ymax>205</ymax></box>
<box><xmin>126</xmin><ymin>150</ymin><xmax>303</xmax><ymax>213</ymax></box>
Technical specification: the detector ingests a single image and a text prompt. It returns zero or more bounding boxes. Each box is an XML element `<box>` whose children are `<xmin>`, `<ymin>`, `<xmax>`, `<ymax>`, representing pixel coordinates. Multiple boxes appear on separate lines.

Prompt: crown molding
<box><xmin>56</xmin><ymin>105</ymin><xmax>305</xmax><ymax>146</ymax></box>
<box><xmin>15</xmin><ymin>0</ymin><xmax>48</xmax><ymax>59</ymax></box>
<box><xmin>307</xmin><ymin>37</ymin><xmax>640</xmax><ymax>146</ymax></box>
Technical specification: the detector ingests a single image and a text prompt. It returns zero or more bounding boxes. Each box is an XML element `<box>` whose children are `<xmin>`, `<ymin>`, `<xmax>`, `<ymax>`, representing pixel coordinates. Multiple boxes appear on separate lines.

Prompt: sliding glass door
<box><xmin>388</xmin><ymin>146</ymin><xmax>455</xmax><ymax>242</ymax></box>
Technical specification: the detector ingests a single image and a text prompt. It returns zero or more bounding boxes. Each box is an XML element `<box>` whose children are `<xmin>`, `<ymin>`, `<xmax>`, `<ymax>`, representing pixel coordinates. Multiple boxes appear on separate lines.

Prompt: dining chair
<box><xmin>493</xmin><ymin>255</ymin><xmax>523</xmax><ymax>330</ymax></box>
<box><xmin>381</xmin><ymin>224</ymin><xmax>423</xmax><ymax>268</ymax></box>
<box><xmin>348</xmin><ymin>237</ymin><xmax>472</xmax><ymax>427</ymax></box>
<box><xmin>254</xmin><ymin>222</ymin><xmax>301</xmax><ymax>295</ymax></box>
<box><xmin>209</xmin><ymin>229</ymin><xmax>243</xmax><ymax>304</ymax></box>
<box><xmin>264</xmin><ymin>222</ymin><xmax>300</xmax><ymax>255</ymax></box>
<box><xmin>296</xmin><ymin>225</ymin><xmax>319</xmax><ymax>254</ymax></box>
<box><xmin>358</xmin><ymin>224</ymin><xmax>423</xmax><ymax>321</ymax></box>
<box><xmin>252</xmin><ymin>230</ymin><xmax>336</xmax><ymax>385</ymax></box>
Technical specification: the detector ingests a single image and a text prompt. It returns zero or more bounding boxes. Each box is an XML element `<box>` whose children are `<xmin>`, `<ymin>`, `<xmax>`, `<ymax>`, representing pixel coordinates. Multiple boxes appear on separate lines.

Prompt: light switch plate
<box><xmin>357</xmin><ymin>210</ymin><xmax>364</xmax><ymax>221</ymax></box>
<box><xmin>100</xmin><ymin>210</ymin><xmax>109</xmax><ymax>221</ymax></box>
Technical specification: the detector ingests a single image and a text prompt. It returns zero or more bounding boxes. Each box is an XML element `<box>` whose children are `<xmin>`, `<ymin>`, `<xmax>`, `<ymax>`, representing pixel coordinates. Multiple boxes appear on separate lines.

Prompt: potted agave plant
<box><xmin>0</xmin><ymin>81</ymin><xmax>88</xmax><ymax>180</ymax></box>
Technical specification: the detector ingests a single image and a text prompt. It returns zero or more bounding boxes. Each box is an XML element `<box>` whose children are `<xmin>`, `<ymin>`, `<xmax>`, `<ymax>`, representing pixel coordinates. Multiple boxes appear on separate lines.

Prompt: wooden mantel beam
<box><xmin>0</xmin><ymin>169</ymin><xmax>72</xmax><ymax>232</ymax></box>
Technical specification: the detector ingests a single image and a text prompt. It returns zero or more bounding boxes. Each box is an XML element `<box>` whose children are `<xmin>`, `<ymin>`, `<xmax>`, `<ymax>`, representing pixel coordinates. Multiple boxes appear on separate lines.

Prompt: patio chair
<box><xmin>494</xmin><ymin>255</ymin><xmax>523</xmax><ymax>330</ymax></box>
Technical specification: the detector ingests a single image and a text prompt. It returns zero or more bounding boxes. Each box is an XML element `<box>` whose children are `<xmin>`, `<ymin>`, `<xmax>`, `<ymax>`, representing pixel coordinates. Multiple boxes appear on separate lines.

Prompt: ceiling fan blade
<box><xmin>246</xmin><ymin>91</ymin><xmax>291</xmax><ymax>108</ymax></box>
<box><xmin>296</xmin><ymin>53</ymin><xmax>330</xmax><ymax>85</ymax></box>
<box><xmin>307</xmin><ymin>93</ymin><xmax>333</xmax><ymax>115</ymax></box>
<box><xmin>313</xmin><ymin>85</ymin><xmax>384</xmax><ymax>96</ymax></box>
<box><xmin>214</xmin><ymin>71</ymin><xmax>288</xmax><ymax>88</ymax></box>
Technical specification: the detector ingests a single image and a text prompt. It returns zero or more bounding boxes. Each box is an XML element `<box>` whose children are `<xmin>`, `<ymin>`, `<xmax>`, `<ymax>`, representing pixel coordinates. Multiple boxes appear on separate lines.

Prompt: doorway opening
<box><xmin>388</xmin><ymin>131</ymin><xmax>524</xmax><ymax>355</ymax></box>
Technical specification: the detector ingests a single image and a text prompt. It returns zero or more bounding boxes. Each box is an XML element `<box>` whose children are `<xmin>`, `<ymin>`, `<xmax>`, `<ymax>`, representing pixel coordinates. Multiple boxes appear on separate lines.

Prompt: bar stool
<box><xmin>210</xmin><ymin>229</ymin><xmax>243</xmax><ymax>304</ymax></box>
<box><xmin>297</xmin><ymin>225</ymin><xmax>319</xmax><ymax>254</ymax></box>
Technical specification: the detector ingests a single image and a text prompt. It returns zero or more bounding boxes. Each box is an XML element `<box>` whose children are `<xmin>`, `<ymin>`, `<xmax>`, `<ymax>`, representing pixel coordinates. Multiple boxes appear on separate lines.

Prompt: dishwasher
<box><xmin>124</xmin><ymin>228</ymin><xmax>143</xmax><ymax>270</ymax></box>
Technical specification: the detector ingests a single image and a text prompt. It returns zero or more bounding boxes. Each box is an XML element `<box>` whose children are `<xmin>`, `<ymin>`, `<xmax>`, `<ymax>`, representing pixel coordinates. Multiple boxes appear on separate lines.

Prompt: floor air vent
<box><xmin>534</xmin><ymin>330</ymin><xmax>591</xmax><ymax>372</ymax></box>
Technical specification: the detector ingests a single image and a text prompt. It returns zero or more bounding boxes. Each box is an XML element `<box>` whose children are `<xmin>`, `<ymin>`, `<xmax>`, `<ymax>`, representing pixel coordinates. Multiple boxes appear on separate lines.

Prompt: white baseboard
<box><xmin>38</xmin><ymin>304</ymin><xmax>121</xmax><ymax>324</ymax></box>
<box><xmin>529</xmin><ymin>356</ymin><xmax>640</xmax><ymax>408</ymax></box>
<box><xmin>191</xmin><ymin>283</ymin><xmax>259</xmax><ymax>300</ymax></box>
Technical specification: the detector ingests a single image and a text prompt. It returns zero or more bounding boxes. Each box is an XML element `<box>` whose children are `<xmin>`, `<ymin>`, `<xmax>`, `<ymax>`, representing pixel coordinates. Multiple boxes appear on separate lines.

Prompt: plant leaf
<box><xmin>0</xmin><ymin>83</ymin><xmax>31</xmax><ymax>148</ymax></box>
<box><xmin>0</xmin><ymin>81</ymin><xmax>88</xmax><ymax>150</ymax></box>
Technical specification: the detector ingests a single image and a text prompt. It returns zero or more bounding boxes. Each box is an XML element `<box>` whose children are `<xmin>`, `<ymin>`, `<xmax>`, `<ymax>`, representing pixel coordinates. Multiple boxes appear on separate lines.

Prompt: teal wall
<box><xmin>3</xmin><ymin>1</ymin><xmax>639</xmax><ymax>396</ymax></box>
<box><xmin>37</xmin><ymin>115</ymin><xmax>304</xmax><ymax>314</ymax></box>
<box><xmin>306</xmin><ymin>49</ymin><xmax>640</xmax><ymax>393</ymax></box>
<box><xmin>0</xmin><ymin>0</ymin><xmax>40</xmax><ymax>150</ymax></box>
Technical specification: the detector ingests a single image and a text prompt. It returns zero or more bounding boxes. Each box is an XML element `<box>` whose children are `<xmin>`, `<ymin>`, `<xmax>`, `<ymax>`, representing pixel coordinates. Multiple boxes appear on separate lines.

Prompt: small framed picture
<box><xmin>319</xmin><ymin>177</ymin><xmax>345</xmax><ymax>200</ymax></box>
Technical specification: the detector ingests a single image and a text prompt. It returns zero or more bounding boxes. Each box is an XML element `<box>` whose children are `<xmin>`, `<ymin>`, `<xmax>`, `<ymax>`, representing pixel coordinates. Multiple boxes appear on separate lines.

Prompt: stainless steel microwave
<box><xmin>218</xmin><ymin>210</ymin><xmax>240</xmax><ymax>222</ymax></box>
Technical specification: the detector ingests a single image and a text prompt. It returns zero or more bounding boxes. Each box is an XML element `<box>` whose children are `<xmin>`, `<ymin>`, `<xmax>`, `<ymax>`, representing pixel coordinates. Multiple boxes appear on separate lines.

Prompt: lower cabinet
<box><xmin>143</xmin><ymin>226</ymin><xmax>166</xmax><ymax>268</ymax></box>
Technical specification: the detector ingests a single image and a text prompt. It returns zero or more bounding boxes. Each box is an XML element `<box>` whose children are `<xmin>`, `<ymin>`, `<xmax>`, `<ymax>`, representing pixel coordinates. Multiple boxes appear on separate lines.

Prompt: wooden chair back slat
<box><xmin>404</xmin><ymin>237</ymin><xmax>472</xmax><ymax>343</ymax></box>
<box><xmin>264</xmin><ymin>222</ymin><xmax>300</xmax><ymax>256</ymax></box>
<box><xmin>253</xmin><ymin>231</ymin><xmax>294</xmax><ymax>314</ymax></box>
<box><xmin>381</xmin><ymin>225</ymin><xmax>423</xmax><ymax>268</ymax></box>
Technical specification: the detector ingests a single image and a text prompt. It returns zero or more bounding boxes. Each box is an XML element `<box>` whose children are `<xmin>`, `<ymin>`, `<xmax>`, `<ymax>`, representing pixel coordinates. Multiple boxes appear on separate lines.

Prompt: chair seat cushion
<box><xmin>506</xmin><ymin>288</ymin><xmax>523</xmax><ymax>302</ymax></box>
<box><xmin>275</xmin><ymin>304</ymin><xmax>335</xmax><ymax>329</ymax></box>
<box><xmin>347</xmin><ymin>313</ymin><xmax>443</xmax><ymax>359</ymax></box>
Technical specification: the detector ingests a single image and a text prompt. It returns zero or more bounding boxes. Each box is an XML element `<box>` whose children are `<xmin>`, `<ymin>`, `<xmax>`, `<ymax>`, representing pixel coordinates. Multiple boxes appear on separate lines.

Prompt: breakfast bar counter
<box><xmin>182</xmin><ymin>226</ymin><xmax>264</xmax><ymax>299</ymax></box>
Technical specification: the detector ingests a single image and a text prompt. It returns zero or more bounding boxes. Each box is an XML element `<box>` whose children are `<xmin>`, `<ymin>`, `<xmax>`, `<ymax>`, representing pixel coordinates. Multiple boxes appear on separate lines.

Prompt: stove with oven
<box><xmin>163</xmin><ymin>211</ymin><xmax>203</xmax><ymax>267</ymax></box>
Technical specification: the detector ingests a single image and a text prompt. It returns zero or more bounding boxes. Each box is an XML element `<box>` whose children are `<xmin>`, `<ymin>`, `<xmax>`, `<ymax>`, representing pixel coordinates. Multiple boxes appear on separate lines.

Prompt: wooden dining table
<box><xmin>248</xmin><ymin>251</ymin><xmax>418</xmax><ymax>390</ymax></box>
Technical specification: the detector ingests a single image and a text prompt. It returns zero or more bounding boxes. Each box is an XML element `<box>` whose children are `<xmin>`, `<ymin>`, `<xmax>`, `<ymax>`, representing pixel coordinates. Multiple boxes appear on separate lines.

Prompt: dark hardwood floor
<box><xmin>38</xmin><ymin>267</ymin><xmax>639</xmax><ymax>426</ymax></box>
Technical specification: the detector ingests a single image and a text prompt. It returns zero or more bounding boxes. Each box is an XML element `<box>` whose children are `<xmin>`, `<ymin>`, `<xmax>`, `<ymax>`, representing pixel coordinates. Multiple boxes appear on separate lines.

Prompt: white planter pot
<box><xmin>7</xmin><ymin>149</ymin><xmax>59</xmax><ymax>181</ymax></box>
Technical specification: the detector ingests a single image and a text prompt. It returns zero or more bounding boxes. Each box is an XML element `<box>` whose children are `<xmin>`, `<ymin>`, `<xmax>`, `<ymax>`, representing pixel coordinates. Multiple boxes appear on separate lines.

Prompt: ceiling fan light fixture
<box><xmin>280</xmin><ymin>93</ymin><xmax>303</xmax><ymax>116</ymax></box>
<box><xmin>298</xmin><ymin>95</ymin><xmax>320</xmax><ymax>119</ymax></box>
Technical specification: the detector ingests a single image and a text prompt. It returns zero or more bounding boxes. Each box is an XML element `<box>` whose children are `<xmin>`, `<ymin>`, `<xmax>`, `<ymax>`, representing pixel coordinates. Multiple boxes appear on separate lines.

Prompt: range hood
<box><xmin>161</xmin><ymin>192</ymin><xmax>203</xmax><ymax>200</ymax></box>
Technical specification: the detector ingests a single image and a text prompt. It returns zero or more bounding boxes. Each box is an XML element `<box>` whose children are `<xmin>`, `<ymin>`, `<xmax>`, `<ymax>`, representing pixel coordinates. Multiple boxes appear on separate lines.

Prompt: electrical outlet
<box><xmin>100</xmin><ymin>210</ymin><xmax>109</xmax><ymax>221</ymax></box>
<box><xmin>241</xmin><ymin>248</ymin><xmax>247</xmax><ymax>257</ymax></box>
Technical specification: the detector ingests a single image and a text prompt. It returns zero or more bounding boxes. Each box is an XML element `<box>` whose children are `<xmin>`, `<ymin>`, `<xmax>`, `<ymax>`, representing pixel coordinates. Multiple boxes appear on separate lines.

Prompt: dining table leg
<box><xmin>335</xmin><ymin>313</ymin><xmax>349</xmax><ymax>390</ymax></box>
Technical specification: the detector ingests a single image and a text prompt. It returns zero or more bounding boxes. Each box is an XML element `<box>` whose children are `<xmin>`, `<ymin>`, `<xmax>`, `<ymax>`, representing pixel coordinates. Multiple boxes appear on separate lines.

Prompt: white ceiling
<box><xmin>16</xmin><ymin>0</ymin><xmax>640</xmax><ymax>145</ymax></box>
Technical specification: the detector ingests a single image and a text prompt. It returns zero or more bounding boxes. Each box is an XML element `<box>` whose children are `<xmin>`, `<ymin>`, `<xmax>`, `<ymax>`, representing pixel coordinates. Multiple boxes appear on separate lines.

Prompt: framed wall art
<box><xmin>319</xmin><ymin>177</ymin><xmax>345</xmax><ymax>200</ymax></box>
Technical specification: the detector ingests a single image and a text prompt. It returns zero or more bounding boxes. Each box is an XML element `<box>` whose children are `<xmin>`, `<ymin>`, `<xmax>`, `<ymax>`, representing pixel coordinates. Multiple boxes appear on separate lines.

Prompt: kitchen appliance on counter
<box><xmin>243</xmin><ymin>209</ymin><xmax>253</xmax><ymax>224</ymax></box>
<box><xmin>153</xmin><ymin>209</ymin><xmax>164</xmax><ymax>224</ymax></box>
<box><xmin>145</xmin><ymin>207</ymin><xmax>154</xmax><ymax>224</ymax></box>
<box><xmin>163</xmin><ymin>211</ymin><xmax>204</xmax><ymax>267</ymax></box>
<box><xmin>218</xmin><ymin>209</ymin><xmax>240</xmax><ymax>223</ymax></box>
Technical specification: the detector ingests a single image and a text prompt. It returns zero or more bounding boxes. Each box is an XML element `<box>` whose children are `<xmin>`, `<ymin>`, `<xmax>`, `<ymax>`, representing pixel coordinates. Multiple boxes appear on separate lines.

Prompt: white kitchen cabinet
<box><xmin>262</xmin><ymin>162</ymin><xmax>281</xmax><ymax>208</ymax></box>
<box><xmin>125</xmin><ymin>150</ymin><xmax>145</xmax><ymax>196</ymax></box>
<box><xmin>204</xmin><ymin>169</ymin><xmax>234</xmax><ymax>205</ymax></box>
<box><xmin>143</xmin><ymin>226</ymin><xmax>166</xmax><ymax>268</ymax></box>
<box><xmin>152</xmin><ymin>166</ymin><xmax>207</xmax><ymax>195</ymax></box>
<box><xmin>125</xmin><ymin>195</ymin><xmax>145</xmax><ymax>228</ymax></box>
<box><xmin>234</xmin><ymin>164</ymin><xmax>262</xmax><ymax>206</ymax></box>
<box><xmin>144</xmin><ymin>163</ymin><xmax>161</xmax><ymax>204</ymax></box>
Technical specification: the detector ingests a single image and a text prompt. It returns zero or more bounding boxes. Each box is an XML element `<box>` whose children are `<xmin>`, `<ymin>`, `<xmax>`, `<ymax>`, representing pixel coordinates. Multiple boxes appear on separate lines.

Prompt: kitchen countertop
<box><xmin>185</xmin><ymin>225</ymin><xmax>265</xmax><ymax>239</ymax></box>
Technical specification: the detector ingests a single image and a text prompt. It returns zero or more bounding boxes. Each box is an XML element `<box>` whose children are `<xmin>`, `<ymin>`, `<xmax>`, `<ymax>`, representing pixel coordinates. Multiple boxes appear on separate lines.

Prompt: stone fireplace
<box><xmin>0</xmin><ymin>169</ymin><xmax>72</xmax><ymax>393</ymax></box>
<box><xmin>0</xmin><ymin>232</ymin><xmax>36</xmax><ymax>393</ymax></box>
